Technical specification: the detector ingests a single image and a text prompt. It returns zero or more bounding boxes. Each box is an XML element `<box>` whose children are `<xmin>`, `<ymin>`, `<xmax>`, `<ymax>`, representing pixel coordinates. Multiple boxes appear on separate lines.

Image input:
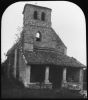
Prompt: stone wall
<box><xmin>23</xmin><ymin>25</ymin><xmax>66</xmax><ymax>54</ymax></box>
<box><xmin>23</xmin><ymin>4</ymin><xmax>51</xmax><ymax>27</ymax></box>
<box><xmin>22</xmin><ymin>4</ymin><xmax>67</xmax><ymax>55</ymax></box>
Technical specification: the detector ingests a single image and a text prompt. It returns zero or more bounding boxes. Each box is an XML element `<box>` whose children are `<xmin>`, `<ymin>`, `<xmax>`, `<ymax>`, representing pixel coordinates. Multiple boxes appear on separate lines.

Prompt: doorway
<box><xmin>49</xmin><ymin>66</ymin><xmax>63</xmax><ymax>89</ymax></box>
<box><xmin>31</xmin><ymin>64</ymin><xmax>45</xmax><ymax>83</ymax></box>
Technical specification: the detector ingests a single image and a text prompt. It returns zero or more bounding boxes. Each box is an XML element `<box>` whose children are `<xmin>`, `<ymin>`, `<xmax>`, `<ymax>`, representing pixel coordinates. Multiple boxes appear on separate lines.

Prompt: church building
<box><xmin>6</xmin><ymin>4</ymin><xmax>86</xmax><ymax>90</ymax></box>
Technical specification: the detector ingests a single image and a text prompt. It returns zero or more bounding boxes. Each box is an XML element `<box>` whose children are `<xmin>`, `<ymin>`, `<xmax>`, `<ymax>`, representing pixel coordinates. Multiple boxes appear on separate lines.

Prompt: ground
<box><xmin>1</xmin><ymin>75</ymin><xmax>85</xmax><ymax>99</ymax></box>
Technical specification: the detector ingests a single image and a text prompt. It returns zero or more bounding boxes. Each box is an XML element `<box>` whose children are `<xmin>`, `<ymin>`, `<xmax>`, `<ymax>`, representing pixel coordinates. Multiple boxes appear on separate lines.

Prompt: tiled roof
<box><xmin>6</xmin><ymin>39</ymin><xmax>22</xmax><ymax>56</ymax></box>
<box><xmin>23</xmin><ymin>50</ymin><xmax>85</xmax><ymax>68</ymax></box>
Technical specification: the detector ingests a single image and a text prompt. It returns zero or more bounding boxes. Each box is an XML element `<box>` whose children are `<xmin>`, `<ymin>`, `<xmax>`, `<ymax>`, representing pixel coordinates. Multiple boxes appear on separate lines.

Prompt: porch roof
<box><xmin>23</xmin><ymin>50</ymin><xmax>86</xmax><ymax>68</ymax></box>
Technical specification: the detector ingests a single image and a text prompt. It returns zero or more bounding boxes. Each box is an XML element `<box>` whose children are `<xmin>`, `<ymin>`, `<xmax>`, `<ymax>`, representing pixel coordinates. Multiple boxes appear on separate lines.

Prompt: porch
<box><xmin>19</xmin><ymin>64</ymin><xmax>83</xmax><ymax>90</ymax></box>
<box><xmin>62</xmin><ymin>67</ymin><xmax>84</xmax><ymax>90</ymax></box>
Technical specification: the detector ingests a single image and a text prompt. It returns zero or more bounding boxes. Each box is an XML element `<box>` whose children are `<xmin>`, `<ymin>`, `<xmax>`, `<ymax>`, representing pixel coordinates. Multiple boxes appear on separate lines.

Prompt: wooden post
<box><xmin>14</xmin><ymin>49</ymin><xmax>17</xmax><ymax>78</ymax></box>
<box><xmin>44</xmin><ymin>66</ymin><xmax>50</xmax><ymax>83</ymax></box>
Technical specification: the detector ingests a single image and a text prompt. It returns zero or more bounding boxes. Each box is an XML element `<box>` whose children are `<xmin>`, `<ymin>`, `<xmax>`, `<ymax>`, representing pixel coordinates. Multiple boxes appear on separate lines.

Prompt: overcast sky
<box><xmin>1</xmin><ymin>1</ymin><xmax>86</xmax><ymax>65</ymax></box>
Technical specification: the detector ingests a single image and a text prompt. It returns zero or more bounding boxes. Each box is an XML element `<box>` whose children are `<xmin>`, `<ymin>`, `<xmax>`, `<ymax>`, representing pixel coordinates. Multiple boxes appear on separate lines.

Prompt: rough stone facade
<box><xmin>22</xmin><ymin>4</ymin><xmax>67</xmax><ymax>55</ymax></box>
<box><xmin>23</xmin><ymin>4</ymin><xmax>51</xmax><ymax>27</ymax></box>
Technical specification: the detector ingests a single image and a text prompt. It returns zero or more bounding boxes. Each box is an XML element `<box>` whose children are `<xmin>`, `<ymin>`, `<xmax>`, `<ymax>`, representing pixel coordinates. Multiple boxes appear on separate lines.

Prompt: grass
<box><xmin>1</xmin><ymin>76</ymin><xmax>84</xmax><ymax>99</ymax></box>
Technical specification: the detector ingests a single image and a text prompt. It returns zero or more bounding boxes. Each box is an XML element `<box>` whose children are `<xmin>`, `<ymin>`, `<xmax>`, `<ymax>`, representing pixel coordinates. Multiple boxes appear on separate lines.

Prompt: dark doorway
<box><xmin>31</xmin><ymin>64</ymin><xmax>45</xmax><ymax>83</ymax></box>
<box><xmin>49</xmin><ymin>66</ymin><xmax>63</xmax><ymax>89</ymax></box>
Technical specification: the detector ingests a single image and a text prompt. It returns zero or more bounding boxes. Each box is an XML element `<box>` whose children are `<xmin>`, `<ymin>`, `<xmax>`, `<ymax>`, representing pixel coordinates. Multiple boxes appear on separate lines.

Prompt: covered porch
<box><xmin>12</xmin><ymin>49</ymin><xmax>86</xmax><ymax>90</ymax></box>
<box><xmin>21</xmin><ymin>64</ymin><xmax>84</xmax><ymax>90</ymax></box>
<box><xmin>62</xmin><ymin>67</ymin><xmax>84</xmax><ymax>90</ymax></box>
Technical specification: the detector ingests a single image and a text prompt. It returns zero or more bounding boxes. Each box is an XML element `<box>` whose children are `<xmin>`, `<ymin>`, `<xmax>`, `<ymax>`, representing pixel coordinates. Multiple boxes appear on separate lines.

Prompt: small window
<box><xmin>34</xmin><ymin>11</ymin><xmax>38</xmax><ymax>19</ymax></box>
<box><xmin>36</xmin><ymin>32</ymin><xmax>41</xmax><ymax>41</ymax></box>
<box><xmin>41</xmin><ymin>12</ymin><xmax>45</xmax><ymax>21</ymax></box>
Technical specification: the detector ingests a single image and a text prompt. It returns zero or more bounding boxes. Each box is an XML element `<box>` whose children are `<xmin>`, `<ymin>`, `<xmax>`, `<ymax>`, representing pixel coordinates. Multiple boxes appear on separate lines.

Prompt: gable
<box><xmin>23</xmin><ymin>25</ymin><xmax>66</xmax><ymax>54</ymax></box>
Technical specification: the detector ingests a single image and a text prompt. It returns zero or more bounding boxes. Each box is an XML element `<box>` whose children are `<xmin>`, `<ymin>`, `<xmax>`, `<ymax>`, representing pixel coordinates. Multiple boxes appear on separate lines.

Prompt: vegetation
<box><xmin>1</xmin><ymin>72</ymin><xmax>84</xmax><ymax>99</ymax></box>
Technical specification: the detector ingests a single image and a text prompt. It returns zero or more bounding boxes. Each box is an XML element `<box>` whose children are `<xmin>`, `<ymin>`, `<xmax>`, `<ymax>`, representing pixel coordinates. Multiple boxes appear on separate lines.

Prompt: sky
<box><xmin>1</xmin><ymin>1</ymin><xmax>86</xmax><ymax>65</ymax></box>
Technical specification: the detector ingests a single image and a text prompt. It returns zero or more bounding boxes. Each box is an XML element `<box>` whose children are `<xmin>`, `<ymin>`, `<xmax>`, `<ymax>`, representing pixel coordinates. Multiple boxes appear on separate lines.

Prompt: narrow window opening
<box><xmin>41</xmin><ymin>12</ymin><xmax>45</xmax><ymax>21</ymax></box>
<box><xmin>36</xmin><ymin>32</ymin><xmax>41</xmax><ymax>41</ymax></box>
<box><xmin>34</xmin><ymin>11</ymin><xmax>38</xmax><ymax>19</ymax></box>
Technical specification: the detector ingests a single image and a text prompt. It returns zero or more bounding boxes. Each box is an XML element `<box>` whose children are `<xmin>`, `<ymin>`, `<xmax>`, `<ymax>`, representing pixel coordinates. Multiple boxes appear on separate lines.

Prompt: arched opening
<box><xmin>34</xmin><ymin>11</ymin><xmax>38</xmax><ymax>19</ymax></box>
<box><xmin>41</xmin><ymin>12</ymin><xmax>45</xmax><ymax>21</ymax></box>
<box><xmin>36</xmin><ymin>32</ymin><xmax>41</xmax><ymax>41</ymax></box>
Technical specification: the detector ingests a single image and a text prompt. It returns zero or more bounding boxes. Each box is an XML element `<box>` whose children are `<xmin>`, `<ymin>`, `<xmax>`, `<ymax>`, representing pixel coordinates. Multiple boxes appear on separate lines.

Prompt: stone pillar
<box><xmin>14</xmin><ymin>49</ymin><xmax>17</xmax><ymax>78</ymax></box>
<box><xmin>62</xmin><ymin>67</ymin><xmax>67</xmax><ymax>87</ymax></box>
<box><xmin>63</xmin><ymin>68</ymin><xmax>67</xmax><ymax>82</ymax></box>
<box><xmin>24</xmin><ymin>66</ymin><xmax>31</xmax><ymax>87</ymax></box>
<box><xmin>79</xmin><ymin>69</ymin><xmax>83</xmax><ymax>89</ymax></box>
<box><xmin>44</xmin><ymin>66</ymin><xmax>50</xmax><ymax>83</ymax></box>
<box><xmin>25</xmin><ymin>66</ymin><xmax>31</xmax><ymax>84</ymax></box>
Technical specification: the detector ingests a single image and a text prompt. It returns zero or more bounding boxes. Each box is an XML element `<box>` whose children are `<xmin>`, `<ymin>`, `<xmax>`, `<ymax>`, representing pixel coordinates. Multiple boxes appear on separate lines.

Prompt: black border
<box><xmin>0</xmin><ymin>0</ymin><xmax>87</xmax><ymax>99</ymax></box>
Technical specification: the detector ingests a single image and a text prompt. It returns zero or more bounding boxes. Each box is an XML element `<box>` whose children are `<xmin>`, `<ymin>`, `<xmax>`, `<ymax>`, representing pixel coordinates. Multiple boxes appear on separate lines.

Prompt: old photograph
<box><xmin>1</xmin><ymin>1</ymin><xmax>87</xmax><ymax>98</ymax></box>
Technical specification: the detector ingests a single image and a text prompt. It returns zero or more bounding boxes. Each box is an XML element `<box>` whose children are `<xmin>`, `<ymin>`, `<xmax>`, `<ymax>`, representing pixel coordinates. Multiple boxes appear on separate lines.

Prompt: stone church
<box><xmin>6</xmin><ymin>4</ymin><xmax>86</xmax><ymax>90</ymax></box>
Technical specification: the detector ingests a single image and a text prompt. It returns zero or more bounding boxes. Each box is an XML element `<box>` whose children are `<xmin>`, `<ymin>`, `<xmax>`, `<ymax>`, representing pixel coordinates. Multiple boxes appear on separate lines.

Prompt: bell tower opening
<box><xmin>41</xmin><ymin>12</ymin><xmax>45</xmax><ymax>21</ymax></box>
<box><xmin>36</xmin><ymin>32</ymin><xmax>41</xmax><ymax>41</ymax></box>
<box><xmin>34</xmin><ymin>11</ymin><xmax>38</xmax><ymax>20</ymax></box>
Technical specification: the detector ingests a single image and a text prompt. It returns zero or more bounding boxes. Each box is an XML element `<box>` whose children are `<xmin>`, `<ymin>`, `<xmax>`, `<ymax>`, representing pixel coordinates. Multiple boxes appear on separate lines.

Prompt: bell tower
<box><xmin>22</xmin><ymin>4</ymin><xmax>52</xmax><ymax>51</ymax></box>
<box><xmin>22</xmin><ymin>4</ymin><xmax>66</xmax><ymax>55</ymax></box>
<box><xmin>23</xmin><ymin>4</ymin><xmax>52</xmax><ymax>27</ymax></box>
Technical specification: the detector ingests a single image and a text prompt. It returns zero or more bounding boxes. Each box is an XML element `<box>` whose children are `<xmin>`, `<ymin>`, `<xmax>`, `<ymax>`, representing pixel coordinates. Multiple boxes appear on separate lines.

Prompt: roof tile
<box><xmin>23</xmin><ymin>50</ymin><xmax>85</xmax><ymax>67</ymax></box>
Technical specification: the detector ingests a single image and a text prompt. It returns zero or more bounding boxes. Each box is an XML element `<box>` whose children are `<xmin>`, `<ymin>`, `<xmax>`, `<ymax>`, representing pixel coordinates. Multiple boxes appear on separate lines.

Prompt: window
<box><xmin>36</xmin><ymin>32</ymin><xmax>41</xmax><ymax>41</ymax></box>
<box><xmin>41</xmin><ymin>12</ymin><xmax>45</xmax><ymax>21</ymax></box>
<box><xmin>34</xmin><ymin>11</ymin><xmax>38</xmax><ymax>19</ymax></box>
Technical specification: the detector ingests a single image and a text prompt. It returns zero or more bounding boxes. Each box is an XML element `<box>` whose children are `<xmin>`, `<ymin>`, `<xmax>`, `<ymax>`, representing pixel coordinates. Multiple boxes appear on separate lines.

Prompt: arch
<box><xmin>41</xmin><ymin>12</ymin><xmax>45</xmax><ymax>21</ymax></box>
<box><xmin>36</xmin><ymin>32</ymin><xmax>41</xmax><ymax>41</ymax></box>
<box><xmin>34</xmin><ymin>11</ymin><xmax>38</xmax><ymax>19</ymax></box>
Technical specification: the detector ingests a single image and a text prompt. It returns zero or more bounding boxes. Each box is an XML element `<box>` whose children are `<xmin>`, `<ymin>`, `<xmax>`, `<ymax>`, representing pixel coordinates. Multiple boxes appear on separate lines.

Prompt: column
<box><xmin>24</xmin><ymin>66</ymin><xmax>31</xmax><ymax>87</ymax></box>
<box><xmin>25</xmin><ymin>66</ymin><xmax>31</xmax><ymax>84</ymax></box>
<box><xmin>63</xmin><ymin>67</ymin><xmax>67</xmax><ymax>82</ymax></box>
<box><xmin>79</xmin><ymin>69</ymin><xmax>83</xmax><ymax>89</ymax></box>
<box><xmin>14</xmin><ymin>49</ymin><xmax>17</xmax><ymax>78</ymax></box>
<box><xmin>62</xmin><ymin>67</ymin><xmax>67</xmax><ymax>87</ymax></box>
<box><xmin>44</xmin><ymin>66</ymin><xmax>50</xmax><ymax>83</ymax></box>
